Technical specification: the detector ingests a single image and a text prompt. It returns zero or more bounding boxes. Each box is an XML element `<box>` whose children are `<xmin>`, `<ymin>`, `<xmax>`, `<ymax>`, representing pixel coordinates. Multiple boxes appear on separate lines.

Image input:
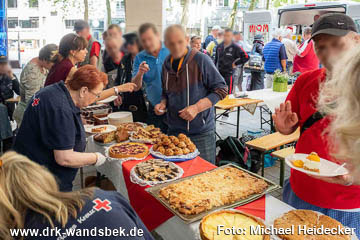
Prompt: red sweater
<box><xmin>293</xmin><ymin>40</ymin><xmax>319</xmax><ymax>74</ymax></box>
<box><xmin>286</xmin><ymin>68</ymin><xmax>360</xmax><ymax>209</ymax></box>
<box><xmin>44</xmin><ymin>58</ymin><xmax>73</xmax><ymax>86</ymax></box>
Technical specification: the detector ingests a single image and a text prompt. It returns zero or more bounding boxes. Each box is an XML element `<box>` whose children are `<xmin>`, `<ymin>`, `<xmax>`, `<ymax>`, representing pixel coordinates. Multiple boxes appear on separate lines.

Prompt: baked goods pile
<box><xmin>94</xmin><ymin>127</ymin><xmax>129</xmax><ymax>144</ymax></box>
<box><xmin>274</xmin><ymin>210</ymin><xmax>351</xmax><ymax>240</ymax></box>
<box><xmin>133</xmin><ymin>159</ymin><xmax>181</xmax><ymax>183</ymax></box>
<box><xmin>153</xmin><ymin>133</ymin><xmax>197</xmax><ymax>157</ymax></box>
<box><xmin>108</xmin><ymin>142</ymin><xmax>149</xmax><ymax>159</ymax></box>
<box><xmin>159</xmin><ymin>167</ymin><xmax>268</xmax><ymax>215</ymax></box>
<box><xmin>117</xmin><ymin>122</ymin><xmax>144</xmax><ymax>132</ymax></box>
<box><xmin>200</xmin><ymin>210</ymin><xmax>269</xmax><ymax>240</ymax></box>
<box><xmin>130</xmin><ymin>125</ymin><xmax>162</xmax><ymax>144</ymax></box>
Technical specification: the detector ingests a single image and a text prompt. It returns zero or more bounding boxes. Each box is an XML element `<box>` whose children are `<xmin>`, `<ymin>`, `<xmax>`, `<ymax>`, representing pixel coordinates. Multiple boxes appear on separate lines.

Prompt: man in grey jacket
<box><xmin>155</xmin><ymin>25</ymin><xmax>228</xmax><ymax>164</ymax></box>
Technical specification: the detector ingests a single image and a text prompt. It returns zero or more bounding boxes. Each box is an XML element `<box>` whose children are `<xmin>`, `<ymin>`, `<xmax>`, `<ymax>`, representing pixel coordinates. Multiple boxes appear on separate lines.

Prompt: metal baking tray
<box><xmin>146</xmin><ymin>163</ymin><xmax>281</xmax><ymax>224</ymax></box>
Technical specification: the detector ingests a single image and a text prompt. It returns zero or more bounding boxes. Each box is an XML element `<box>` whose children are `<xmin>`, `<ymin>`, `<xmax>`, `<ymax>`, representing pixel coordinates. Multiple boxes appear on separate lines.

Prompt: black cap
<box><xmin>0</xmin><ymin>55</ymin><xmax>8</xmax><ymax>63</ymax></box>
<box><xmin>123</xmin><ymin>32</ymin><xmax>138</xmax><ymax>45</ymax></box>
<box><xmin>73</xmin><ymin>20</ymin><xmax>90</xmax><ymax>32</ymax></box>
<box><xmin>311</xmin><ymin>13</ymin><xmax>357</xmax><ymax>40</ymax></box>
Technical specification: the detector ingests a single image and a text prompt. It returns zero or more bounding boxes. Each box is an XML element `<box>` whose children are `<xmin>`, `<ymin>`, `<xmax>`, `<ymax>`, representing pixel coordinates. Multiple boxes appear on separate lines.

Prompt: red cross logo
<box><xmin>93</xmin><ymin>198</ymin><xmax>112</xmax><ymax>212</ymax></box>
<box><xmin>32</xmin><ymin>98</ymin><xmax>40</xmax><ymax>107</ymax></box>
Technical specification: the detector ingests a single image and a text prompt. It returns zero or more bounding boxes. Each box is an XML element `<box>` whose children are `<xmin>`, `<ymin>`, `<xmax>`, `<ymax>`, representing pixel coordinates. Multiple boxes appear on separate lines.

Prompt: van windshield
<box><xmin>278</xmin><ymin>6</ymin><xmax>346</xmax><ymax>27</ymax></box>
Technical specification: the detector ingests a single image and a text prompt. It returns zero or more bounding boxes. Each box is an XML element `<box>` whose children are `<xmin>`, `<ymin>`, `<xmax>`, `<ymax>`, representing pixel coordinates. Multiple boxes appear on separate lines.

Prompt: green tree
<box><xmin>181</xmin><ymin>0</ymin><xmax>190</xmax><ymax>28</ymax></box>
<box><xmin>248</xmin><ymin>0</ymin><xmax>258</xmax><ymax>11</ymax></box>
<box><xmin>228</xmin><ymin>0</ymin><xmax>239</xmax><ymax>29</ymax></box>
<box><xmin>106</xmin><ymin>0</ymin><xmax>112</xmax><ymax>26</ymax></box>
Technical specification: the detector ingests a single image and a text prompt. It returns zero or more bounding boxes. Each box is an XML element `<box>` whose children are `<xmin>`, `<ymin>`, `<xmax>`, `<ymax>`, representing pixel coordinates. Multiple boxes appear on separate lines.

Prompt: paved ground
<box><xmin>73</xmin><ymin>107</ymin><xmax>291</xmax><ymax>201</ymax></box>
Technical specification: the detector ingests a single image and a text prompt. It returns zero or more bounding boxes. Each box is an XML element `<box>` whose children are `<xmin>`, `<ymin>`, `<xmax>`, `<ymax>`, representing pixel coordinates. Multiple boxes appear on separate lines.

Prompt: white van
<box><xmin>244</xmin><ymin>2</ymin><xmax>360</xmax><ymax>45</ymax></box>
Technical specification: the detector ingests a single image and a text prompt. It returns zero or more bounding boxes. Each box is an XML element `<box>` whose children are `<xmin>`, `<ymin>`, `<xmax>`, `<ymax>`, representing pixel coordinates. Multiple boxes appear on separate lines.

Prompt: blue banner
<box><xmin>0</xmin><ymin>0</ymin><xmax>7</xmax><ymax>57</ymax></box>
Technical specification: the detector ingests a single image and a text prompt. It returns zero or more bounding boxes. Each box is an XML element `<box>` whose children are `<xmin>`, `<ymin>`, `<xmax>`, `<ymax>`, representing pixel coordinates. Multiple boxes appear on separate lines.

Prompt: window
<box><xmin>217</xmin><ymin>0</ymin><xmax>228</xmax><ymax>6</ymax></box>
<box><xmin>29</xmin><ymin>0</ymin><xmax>38</xmax><ymax>8</ymax></box>
<box><xmin>208</xmin><ymin>0</ymin><xmax>212</xmax><ymax>6</ymax></box>
<box><xmin>20</xmin><ymin>17</ymin><xmax>39</xmax><ymax>28</ymax></box>
<box><xmin>8</xmin><ymin>17</ymin><xmax>18</xmax><ymax>28</ymax></box>
<box><xmin>65</xmin><ymin>19</ymin><xmax>77</xmax><ymax>29</ymax></box>
<box><xmin>51</xmin><ymin>11</ymin><xmax>58</xmax><ymax>16</ymax></box>
<box><xmin>7</xmin><ymin>0</ymin><xmax>17</xmax><ymax>8</ymax></box>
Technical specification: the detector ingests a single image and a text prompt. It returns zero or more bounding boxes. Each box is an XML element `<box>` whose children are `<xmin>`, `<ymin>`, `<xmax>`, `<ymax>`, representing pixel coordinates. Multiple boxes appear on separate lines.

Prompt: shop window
<box><xmin>8</xmin><ymin>0</ymin><xmax>17</xmax><ymax>8</ymax></box>
<box><xmin>29</xmin><ymin>0</ymin><xmax>38</xmax><ymax>8</ymax></box>
<box><xmin>8</xmin><ymin>17</ymin><xmax>18</xmax><ymax>28</ymax></box>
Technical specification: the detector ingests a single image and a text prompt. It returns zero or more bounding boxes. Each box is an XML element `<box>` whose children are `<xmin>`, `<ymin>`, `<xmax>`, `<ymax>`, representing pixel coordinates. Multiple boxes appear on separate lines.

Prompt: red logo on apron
<box><xmin>32</xmin><ymin>98</ymin><xmax>40</xmax><ymax>107</ymax></box>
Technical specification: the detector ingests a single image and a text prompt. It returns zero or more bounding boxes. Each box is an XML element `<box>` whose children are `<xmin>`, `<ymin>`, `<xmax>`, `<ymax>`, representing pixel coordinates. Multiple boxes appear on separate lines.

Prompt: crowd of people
<box><xmin>0</xmin><ymin>12</ymin><xmax>360</xmax><ymax>239</ymax></box>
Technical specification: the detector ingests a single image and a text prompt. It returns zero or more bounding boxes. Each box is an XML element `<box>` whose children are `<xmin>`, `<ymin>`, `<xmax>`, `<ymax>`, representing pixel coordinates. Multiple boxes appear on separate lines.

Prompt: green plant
<box><xmin>273</xmin><ymin>70</ymin><xmax>289</xmax><ymax>83</ymax></box>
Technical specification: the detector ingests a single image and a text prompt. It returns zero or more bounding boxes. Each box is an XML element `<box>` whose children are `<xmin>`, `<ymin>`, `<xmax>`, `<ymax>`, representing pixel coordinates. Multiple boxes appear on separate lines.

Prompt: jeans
<box><xmin>283</xmin><ymin>180</ymin><xmax>360</xmax><ymax>238</ymax></box>
<box><xmin>232</xmin><ymin>66</ymin><xmax>244</xmax><ymax>92</ymax></box>
<box><xmin>168</xmin><ymin>129</ymin><xmax>216</xmax><ymax>164</ymax></box>
<box><xmin>250</xmin><ymin>71</ymin><xmax>264</xmax><ymax>91</ymax></box>
<box><xmin>286</xmin><ymin>61</ymin><xmax>293</xmax><ymax>75</ymax></box>
<box><xmin>147</xmin><ymin>104</ymin><xmax>168</xmax><ymax>133</ymax></box>
<box><xmin>0</xmin><ymin>103</ymin><xmax>12</xmax><ymax>141</ymax></box>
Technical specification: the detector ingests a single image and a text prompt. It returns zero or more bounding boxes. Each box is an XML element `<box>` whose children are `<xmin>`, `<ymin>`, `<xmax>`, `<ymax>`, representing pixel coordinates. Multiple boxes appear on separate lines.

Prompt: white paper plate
<box><xmin>98</xmin><ymin>95</ymin><xmax>118</xmax><ymax>104</ymax></box>
<box><xmin>285</xmin><ymin>153</ymin><xmax>349</xmax><ymax>177</ymax></box>
<box><xmin>85</xmin><ymin>124</ymin><xmax>117</xmax><ymax>134</ymax></box>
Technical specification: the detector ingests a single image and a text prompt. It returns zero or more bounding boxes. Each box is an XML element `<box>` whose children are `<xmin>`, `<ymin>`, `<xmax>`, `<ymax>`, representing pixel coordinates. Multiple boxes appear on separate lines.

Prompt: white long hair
<box><xmin>318</xmin><ymin>46</ymin><xmax>360</xmax><ymax>175</ymax></box>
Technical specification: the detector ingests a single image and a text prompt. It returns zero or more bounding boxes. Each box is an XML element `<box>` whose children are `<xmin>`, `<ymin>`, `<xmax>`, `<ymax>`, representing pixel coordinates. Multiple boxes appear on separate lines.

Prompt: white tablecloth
<box><xmin>86</xmin><ymin>137</ymin><xmax>296</xmax><ymax>240</ymax></box>
<box><xmin>246</xmin><ymin>88</ymin><xmax>290</xmax><ymax>113</ymax></box>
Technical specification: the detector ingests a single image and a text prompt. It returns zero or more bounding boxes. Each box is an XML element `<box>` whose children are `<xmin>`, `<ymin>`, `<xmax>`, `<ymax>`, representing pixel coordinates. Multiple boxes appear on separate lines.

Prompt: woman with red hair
<box><xmin>14</xmin><ymin>65</ymin><xmax>136</xmax><ymax>191</ymax></box>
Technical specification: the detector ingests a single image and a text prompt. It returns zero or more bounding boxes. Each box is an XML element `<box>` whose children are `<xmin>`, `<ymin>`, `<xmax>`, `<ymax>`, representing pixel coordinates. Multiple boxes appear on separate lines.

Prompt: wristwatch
<box><xmin>113</xmin><ymin>87</ymin><xmax>119</xmax><ymax>96</ymax></box>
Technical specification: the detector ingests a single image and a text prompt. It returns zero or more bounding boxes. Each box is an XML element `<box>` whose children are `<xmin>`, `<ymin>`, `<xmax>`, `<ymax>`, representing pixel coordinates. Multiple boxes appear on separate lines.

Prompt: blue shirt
<box><xmin>24</xmin><ymin>189</ymin><xmax>154</xmax><ymax>240</ymax></box>
<box><xmin>14</xmin><ymin>81</ymin><xmax>86</xmax><ymax>192</ymax></box>
<box><xmin>132</xmin><ymin>43</ymin><xmax>169</xmax><ymax>106</ymax></box>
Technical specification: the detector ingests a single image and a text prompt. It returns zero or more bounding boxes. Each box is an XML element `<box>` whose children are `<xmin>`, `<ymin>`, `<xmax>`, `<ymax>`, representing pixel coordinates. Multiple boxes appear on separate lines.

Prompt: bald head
<box><xmin>164</xmin><ymin>24</ymin><xmax>189</xmax><ymax>59</ymax></box>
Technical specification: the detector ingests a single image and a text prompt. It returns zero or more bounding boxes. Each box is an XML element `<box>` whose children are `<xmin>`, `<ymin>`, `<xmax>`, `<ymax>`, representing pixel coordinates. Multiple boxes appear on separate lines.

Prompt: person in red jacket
<box><xmin>292</xmin><ymin>27</ymin><xmax>319</xmax><ymax>74</ymax></box>
<box><xmin>273</xmin><ymin>13</ymin><xmax>360</xmax><ymax>236</ymax></box>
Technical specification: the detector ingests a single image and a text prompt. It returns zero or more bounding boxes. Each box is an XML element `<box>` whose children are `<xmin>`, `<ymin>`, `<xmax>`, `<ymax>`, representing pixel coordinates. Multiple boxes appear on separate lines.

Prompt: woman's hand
<box><xmin>155</xmin><ymin>101</ymin><xmax>167</xmax><ymax>115</ymax></box>
<box><xmin>117</xmin><ymin>83</ymin><xmax>137</xmax><ymax>93</ymax></box>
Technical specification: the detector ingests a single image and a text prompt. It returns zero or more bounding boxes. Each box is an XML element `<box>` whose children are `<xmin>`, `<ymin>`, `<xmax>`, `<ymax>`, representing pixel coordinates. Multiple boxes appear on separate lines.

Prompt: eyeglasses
<box><xmin>89</xmin><ymin>90</ymin><xmax>102</xmax><ymax>99</ymax></box>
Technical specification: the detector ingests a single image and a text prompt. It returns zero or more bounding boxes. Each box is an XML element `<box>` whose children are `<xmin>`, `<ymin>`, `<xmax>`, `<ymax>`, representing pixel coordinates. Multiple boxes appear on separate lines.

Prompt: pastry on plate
<box><xmin>303</xmin><ymin>152</ymin><xmax>320</xmax><ymax>173</ymax></box>
<box><xmin>91</xmin><ymin>126</ymin><xmax>107</xmax><ymax>133</ymax></box>
<box><xmin>274</xmin><ymin>210</ymin><xmax>350</xmax><ymax>240</ymax></box>
<box><xmin>134</xmin><ymin>159</ymin><xmax>180</xmax><ymax>183</ymax></box>
<box><xmin>200</xmin><ymin>210</ymin><xmax>269</xmax><ymax>240</ymax></box>
<box><xmin>115</xmin><ymin>127</ymin><xmax>130</xmax><ymax>142</ymax></box>
<box><xmin>109</xmin><ymin>142</ymin><xmax>149</xmax><ymax>159</ymax></box>
<box><xmin>94</xmin><ymin>131</ymin><xmax>115</xmax><ymax>144</ymax></box>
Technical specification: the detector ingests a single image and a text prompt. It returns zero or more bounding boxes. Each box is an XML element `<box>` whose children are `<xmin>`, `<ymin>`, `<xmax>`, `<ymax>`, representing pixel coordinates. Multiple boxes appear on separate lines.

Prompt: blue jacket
<box><xmin>161</xmin><ymin>48</ymin><xmax>228</xmax><ymax>135</ymax></box>
<box><xmin>263</xmin><ymin>39</ymin><xmax>285</xmax><ymax>74</ymax></box>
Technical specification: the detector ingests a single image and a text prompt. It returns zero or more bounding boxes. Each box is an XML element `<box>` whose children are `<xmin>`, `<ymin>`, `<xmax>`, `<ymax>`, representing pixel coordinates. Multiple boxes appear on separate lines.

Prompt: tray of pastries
<box><xmin>150</xmin><ymin>133</ymin><xmax>200</xmax><ymax>161</ymax></box>
<box><xmin>273</xmin><ymin>210</ymin><xmax>352</xmax><ymax>240</ymax></box>
<box><xmin>93</xmin><ymin>126</ymin><xmax>130</xmax><ymax>146</ymax></box>
<box><xmin>129</xmin><ymin>125</ymin><xmax>162</xmax><ymax>144</ymax></box>
<box><xmin>199</xmin><ymin>210</ymin><xmax>270</xmax><ymax>240</ymax></box>
<box><xmin>146</xmin><ymin>164</ymin><xmax>280</xmax><ymax>223</ymax></box>
<box><xmin>105</xmin><ymin>142</ymin><xmax>149</xmax><ymax>161</ymax></box>
<box><xmin>130</xmin><ymin>159</ymin><xmax>184</xmax><ymax>186</ymax></box>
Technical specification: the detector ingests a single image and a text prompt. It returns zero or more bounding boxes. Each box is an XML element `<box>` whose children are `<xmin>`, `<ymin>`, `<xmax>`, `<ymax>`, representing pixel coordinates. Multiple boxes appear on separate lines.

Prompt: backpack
<box><xmin>247</xmin><ymin>45</ymin><xmax>263</xmax><ymax>69</ymax></box>
<box><xmin>216</xmin><ymin>136</ymin><xmax>260</xmax><ymax>173</ymax></box>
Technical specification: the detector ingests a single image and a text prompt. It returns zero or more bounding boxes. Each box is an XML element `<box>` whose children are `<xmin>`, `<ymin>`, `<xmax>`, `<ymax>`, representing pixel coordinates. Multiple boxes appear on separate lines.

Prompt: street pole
<box><xmin>17</xmin><ymin>29</ymin><xmax>20</xmax><ymax>67</ymax></box>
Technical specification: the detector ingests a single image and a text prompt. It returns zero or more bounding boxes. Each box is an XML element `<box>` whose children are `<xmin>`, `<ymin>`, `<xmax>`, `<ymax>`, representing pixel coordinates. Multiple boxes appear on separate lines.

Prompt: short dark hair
<box><xmin>102</xmin><ymin>31</ymin><xmax>108</xmax><ymax>40</ymax></box>
<box><xmin>107</xmin><ymin>24</ymin><xmax>122</xmax><ymax>32</ymax></box>
<box><xmin>224</xmin><ymin>28</ymin><xmax>233</xmax><ymax>33</ymax></box>
<box><xmin>39</xmin><ymin>44</ymin><xmax>58</xmax><ymax>62</ymax></box>
<box><xmin>139</xmin><ymin>23</ymin><xmax>158</xmax><ymax>36</ymax></box>
<box><xmin>233</xmin><ymin>31</ymin><xmax>240</xmax><ymax>35</ymax></box>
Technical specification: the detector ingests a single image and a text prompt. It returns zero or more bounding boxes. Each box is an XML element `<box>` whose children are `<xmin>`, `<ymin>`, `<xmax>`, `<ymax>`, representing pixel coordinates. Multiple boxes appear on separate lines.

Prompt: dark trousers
<box><xmin>249</xmin><ymin>71</ymin><xmax>265</xmax><ymax>91</ymax></box>
<box><xmin>168</xmin><ymin>129</ymin><xmax>216</xmax><ymax>164</ymax></box>
<box><xmin>147</xmin><ymin>104</ymin><xmax>168</xmax><ymax>133</ymax></box>
<box><xmin>222</xmin><ymin>74</ymin><xmax>233</xmax><ymax>94</ymax></box>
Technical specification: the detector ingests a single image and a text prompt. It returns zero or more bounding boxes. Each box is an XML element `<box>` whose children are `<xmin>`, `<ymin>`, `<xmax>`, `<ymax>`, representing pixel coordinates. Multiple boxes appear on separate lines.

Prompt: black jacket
<box><xmin>114</xmin><ymin>54</ymin><xmax>147</xmax><ymax>122</ymax></box>
<box><xmin>0</xmin><ymin>74</ymin><xmax>19</xmax><ymax>104</ymax></box>
<box><xmin>215</xmin><ymin>41</ymin><xmax>249</xmax><ymax>76</ymax></box>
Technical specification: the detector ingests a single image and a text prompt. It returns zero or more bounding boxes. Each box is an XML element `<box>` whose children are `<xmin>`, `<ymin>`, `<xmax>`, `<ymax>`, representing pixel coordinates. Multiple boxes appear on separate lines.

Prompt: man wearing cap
<box><xmin>273</xmin><ymin>13</ymin><xmax>360</xmax><ymax>235</ymax></box>
<box><xmin>74</xmin><ymin>20</ymin><xmax>102</xmax><ymax>70</ymax></box>
<box><xmin>204</xmin><ymin>25</ymin><xmax>221</xmax><ymax>49</ymax></box>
